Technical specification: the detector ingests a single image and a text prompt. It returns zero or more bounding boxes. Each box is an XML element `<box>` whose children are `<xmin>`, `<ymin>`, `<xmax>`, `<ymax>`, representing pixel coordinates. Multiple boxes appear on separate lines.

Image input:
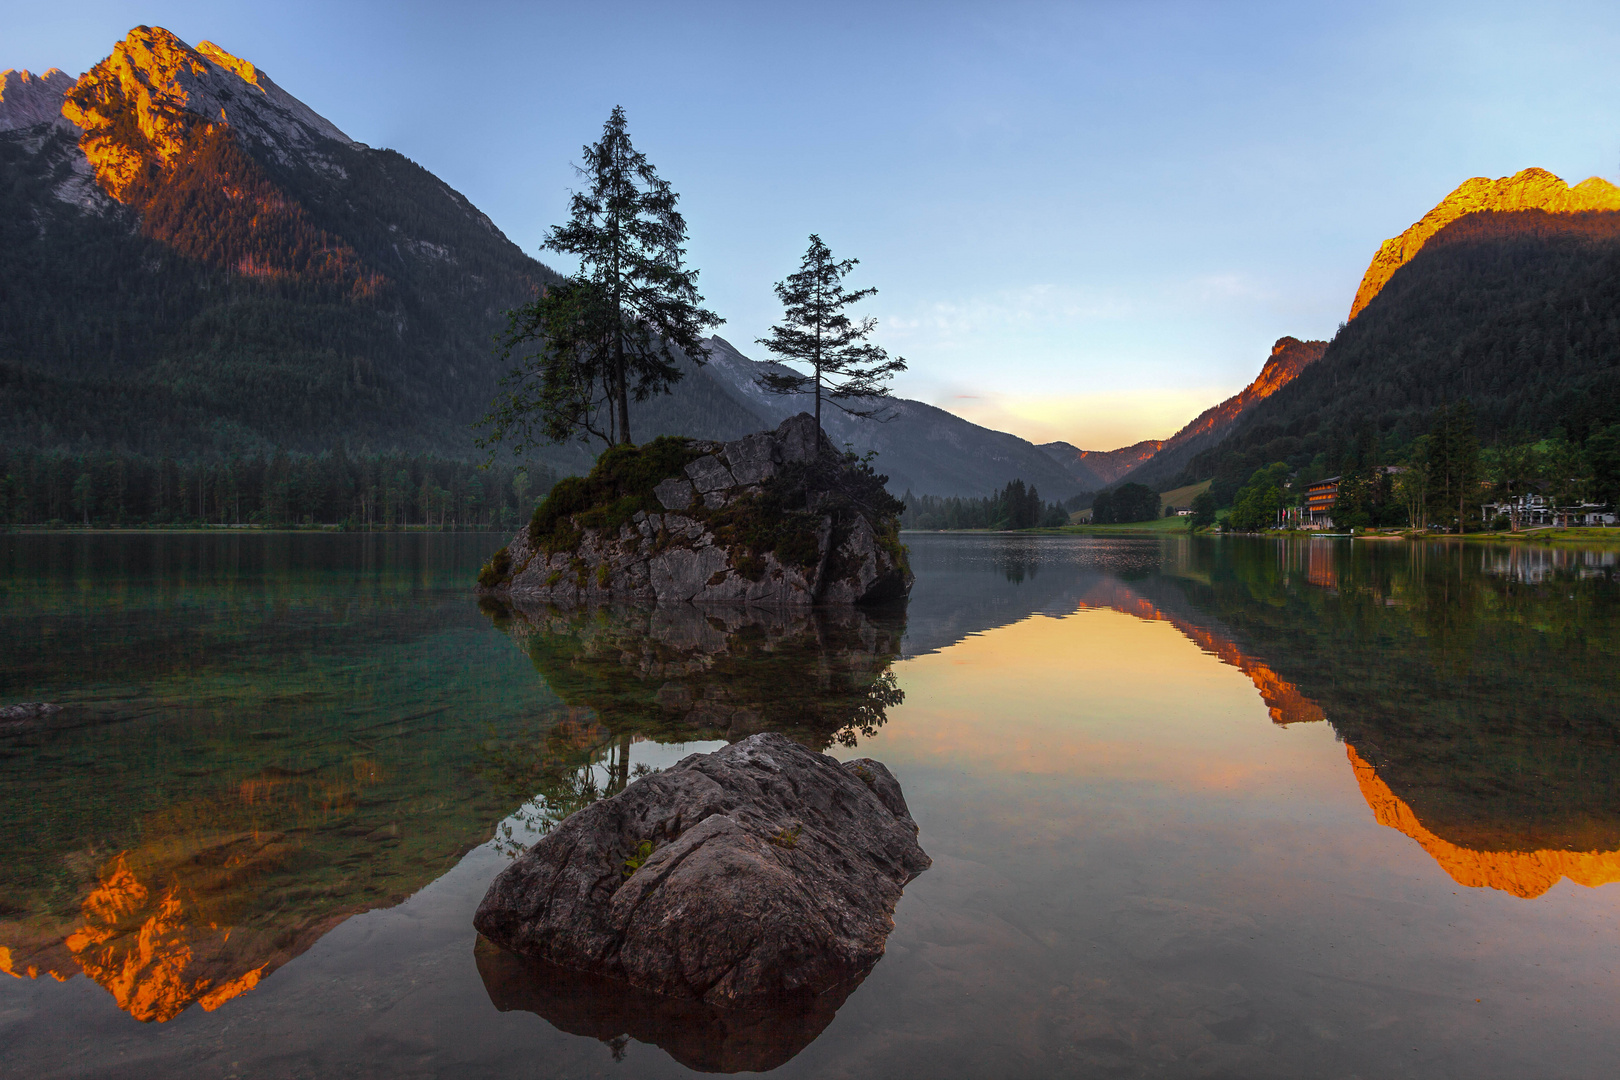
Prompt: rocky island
<box><xmin>476</xmin><ymin>414</ymin><xmax>912</xmax><ymax>607</ymax></box>
<box><xmin>474</xmin><ymin>733</ymin><xmax>930</xmax><ymax>1008</ymax></box>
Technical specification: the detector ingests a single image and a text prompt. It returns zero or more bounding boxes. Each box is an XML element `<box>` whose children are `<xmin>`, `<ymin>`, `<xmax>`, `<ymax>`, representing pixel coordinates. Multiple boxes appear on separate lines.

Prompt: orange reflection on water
<box><xmin>1074</xmin><ymin>582</ymin><xmax>1325</xmax><ymax>726</ymax></box>
<box><xmin>869</xmin><ymin>605</ymin><xmax>1340</xmax><ymax>800</ymax></box>
<box><xmin>1347</xmin><ymin>745</ymin><xmax>1620</xmax><ymax>898</ymax></box>
<box><xmin>3</xmin><ymin>755</ymin><xmax>386</xmax><ymax>1022</ymax></box>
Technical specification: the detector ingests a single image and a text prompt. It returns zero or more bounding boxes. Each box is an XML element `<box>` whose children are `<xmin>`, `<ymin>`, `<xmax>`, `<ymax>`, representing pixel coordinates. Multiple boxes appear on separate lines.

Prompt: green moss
<box><xmin>622</xmin><ymin>839</ymin><xmax>655</xmax><ymax>877</ymax></box>
<box><xmin>527</xmin><ymin>437</ymin><xmax>705</xmax><ymax>554</ymax></box>
<box><xmin>767</xmin><ymin>823</ymin><xmax>803</xmax><ymax>849</ymax></box>
<box><xmin>476</xmin><ymin>545</ymin><xmax>512</xmax><ymax>588</ymax></box>
<box><xmin>596</xmin><ymin>563</ymin><xmax>612</xmax><ymax>587</ymax></box>
<box><xmin>699</xmin><ymin>486</ymin><xmax>823</xmax><ymax>580</ymax></box>
<box><xmin>875</xmin><ymin>518</ymin><xmax>910</xmax><ymax>576</ymax></box>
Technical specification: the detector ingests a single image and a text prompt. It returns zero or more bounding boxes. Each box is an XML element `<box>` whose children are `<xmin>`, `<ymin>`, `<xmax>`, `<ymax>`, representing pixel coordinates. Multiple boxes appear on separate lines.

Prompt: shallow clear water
<box><xmin>2</xmin><ymin>531</ymin><xmax>1619</xmax><ymax>1078</ymax></box>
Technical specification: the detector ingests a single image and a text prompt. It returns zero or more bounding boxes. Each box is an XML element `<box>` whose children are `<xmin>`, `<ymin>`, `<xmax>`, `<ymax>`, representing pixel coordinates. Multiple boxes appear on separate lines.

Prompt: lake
<box><xmin>2</xmin><ymin>530</ymin><xmax>1618</xmax><ymax>1078</ymax></box>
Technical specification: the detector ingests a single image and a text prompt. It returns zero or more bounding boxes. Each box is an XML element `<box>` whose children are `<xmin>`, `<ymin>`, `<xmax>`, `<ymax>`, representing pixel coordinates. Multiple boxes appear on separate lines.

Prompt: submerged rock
<box><xmin>477</xmin><ymin>413</ymin><xmax>912</xmax><ymax>607</ymax></box>
<box><xmin>473</xmin><ymin>732</ymin><xmax>930</xmax><ymax>1009</ymax></box>
<box><xmin>0</xmin><ymin>702</ymin><xmax>60</xmax><ymax>729</ymax></box>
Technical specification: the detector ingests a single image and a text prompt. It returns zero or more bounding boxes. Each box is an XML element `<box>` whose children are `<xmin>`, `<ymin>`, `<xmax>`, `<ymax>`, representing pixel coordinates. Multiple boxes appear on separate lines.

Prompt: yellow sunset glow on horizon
<box><xmin>931</xmin><ymin>386</ymin><xmax>1238</xmax><ymax>450</ymax></box>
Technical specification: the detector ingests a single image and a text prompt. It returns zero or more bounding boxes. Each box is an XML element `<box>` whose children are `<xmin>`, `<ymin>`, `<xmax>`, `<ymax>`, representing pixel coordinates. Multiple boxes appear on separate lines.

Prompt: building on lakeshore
<box><xmin>1481</xmin><ymin>493</ymin><xmax>1616</xmax><ymax>528</ymax></box>
<box><xmin>1304</xmin><ymin>477</ymin><xmax>1340</xmax><ymax>529</ymax></box>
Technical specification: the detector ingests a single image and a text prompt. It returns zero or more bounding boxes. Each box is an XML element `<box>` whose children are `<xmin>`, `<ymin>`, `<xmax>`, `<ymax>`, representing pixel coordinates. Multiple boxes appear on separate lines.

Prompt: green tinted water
<box><xmin>1</xmin><ymin>532</ymin><xmax>1618</xmax><ymax>1078</ymax></box>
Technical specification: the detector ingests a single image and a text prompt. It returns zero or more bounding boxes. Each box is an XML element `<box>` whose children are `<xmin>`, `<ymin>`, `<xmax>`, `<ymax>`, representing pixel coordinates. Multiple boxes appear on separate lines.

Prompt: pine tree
<box><xmin>756</xmin><ymin>235</ymin><xmax>907</xmax><ymax>431</ymax></box>
<box><xmin>482</xmin><ymin>106</ymin><xmax>720</xmax><ymax>452</ymax></box>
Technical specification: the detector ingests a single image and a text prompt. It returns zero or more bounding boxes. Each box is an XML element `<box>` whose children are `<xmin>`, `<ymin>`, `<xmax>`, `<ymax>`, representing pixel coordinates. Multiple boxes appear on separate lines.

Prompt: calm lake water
<box><xmin>2</xmin><ymin>531</ymin><xmax>1618</xmax><ymax>1078</ymax></box>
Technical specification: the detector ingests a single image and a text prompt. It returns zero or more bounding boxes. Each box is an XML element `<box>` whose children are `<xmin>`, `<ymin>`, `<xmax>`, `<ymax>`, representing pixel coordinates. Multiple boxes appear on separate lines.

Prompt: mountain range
<box><xmin>6</xmin><ymin>27</ymin><xmax>1615</xmax><ymax>505</ymax></box>
<box><xmin>0</xmin><ymin>26</ymin><xmax>1315</xmax><ymax>502</ymax></box>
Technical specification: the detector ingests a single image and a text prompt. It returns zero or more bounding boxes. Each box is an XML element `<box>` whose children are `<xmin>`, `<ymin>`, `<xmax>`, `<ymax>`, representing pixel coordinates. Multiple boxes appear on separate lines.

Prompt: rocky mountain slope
<box><xmin>1179</xmin><ymin>169</ymin><xmax>1620</xmax><ymax>488</ymax></box>
<box><xmin>1036</xmin><ymin>439</ymin><xmax>1160</xmax><ymax>491</ymax></box>
<box><xmin>0</xmin><ymin>26</ymin><xmax>554</xmax><ymax>459</ymax></box>
<box><xmin>1347</xmin><ymin>167</ymin><xmax>1620</xmax><ymax>320</ymax></box>
<box><xmin>1035</xmin><ymin>337</ymin><xmax>1326</xmax><ymax>494</ymax></box>
<box><xmin>1113</xmin><ymin>336</ymin><xmax>1327</xmax><ymax>488</ymax></box>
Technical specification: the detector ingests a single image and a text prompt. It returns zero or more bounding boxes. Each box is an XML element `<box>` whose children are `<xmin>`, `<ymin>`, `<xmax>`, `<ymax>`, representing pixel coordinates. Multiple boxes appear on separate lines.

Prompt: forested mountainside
<box><xmin>1176</xmin><ymin>170</ymin><xmax>1620</xmax><ymax>492</ymax></box>
<box><xmin>0</xmin><ymin>27</ymin><xmax>557</xmax><ymax>460</ymax></box>
<box><xmin>1181</xmin><ymin>207</ymin><xmax>1620</xmax><ymax>489</ymax></box>
<box><xmin>1117</xmin><ymin>337</ymin><xmax>1327</xmax><ymax>489</ymax></box>
<box><xmin>1037</xmin><ymin>338</ymin><xmax>1327</xmax><ymax>496</ymax></box>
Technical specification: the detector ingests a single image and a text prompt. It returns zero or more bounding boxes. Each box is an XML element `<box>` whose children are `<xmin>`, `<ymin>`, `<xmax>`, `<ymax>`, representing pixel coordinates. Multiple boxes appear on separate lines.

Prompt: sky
<box><xmin>9</xmin><ymin>0</ymin><xmax>1620</xmax><ymax>450</ymax></box>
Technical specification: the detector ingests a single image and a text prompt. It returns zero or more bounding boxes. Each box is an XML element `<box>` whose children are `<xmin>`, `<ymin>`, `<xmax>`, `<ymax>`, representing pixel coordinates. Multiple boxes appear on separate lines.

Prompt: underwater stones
<box><xmin>0</xmin><ymin>702</ymin><xmax>61</xmax><ymax>729</ymax></box>
<box><xmin>474</xmin><ymin>733</ymin><xmax>930</xmax><ymax>1009</ymax></box>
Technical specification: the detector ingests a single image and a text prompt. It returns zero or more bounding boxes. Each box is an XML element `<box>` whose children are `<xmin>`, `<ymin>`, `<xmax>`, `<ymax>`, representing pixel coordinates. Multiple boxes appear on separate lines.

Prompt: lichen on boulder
<box><xmin>477</xmin><ymin>414</ymin><xmax>912</xmax><ymax>606</ymax></box>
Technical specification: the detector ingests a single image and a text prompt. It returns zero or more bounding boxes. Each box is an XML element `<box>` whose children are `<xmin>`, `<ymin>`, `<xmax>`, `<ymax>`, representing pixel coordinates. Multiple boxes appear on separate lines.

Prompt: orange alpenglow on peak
<box><xmin>1346</xmin><ymin>744</ymin><xmax>1620</xmax><ymax>899</ymax></box>
<box><xmin>60</xmin><ymin>25</ymin><xmax>355</xmax><ymax>203</ymax></box>
<box><xmin>1348</xmin><ymin>167</ymin><xmax>1620</xmax><ymax>320</ymax></box>
<box><xmin>1167</xmin><ymin>336</ymin><xmax>1326</xmax><ymax>444</ymax></box>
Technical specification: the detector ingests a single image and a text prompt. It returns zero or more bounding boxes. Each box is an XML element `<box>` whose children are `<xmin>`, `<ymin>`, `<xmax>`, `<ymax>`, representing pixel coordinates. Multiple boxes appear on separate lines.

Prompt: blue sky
<box><xmin>10</xmin><ymin>1</ymin><xmax>1620</xmax><ymax>449</ymax></box>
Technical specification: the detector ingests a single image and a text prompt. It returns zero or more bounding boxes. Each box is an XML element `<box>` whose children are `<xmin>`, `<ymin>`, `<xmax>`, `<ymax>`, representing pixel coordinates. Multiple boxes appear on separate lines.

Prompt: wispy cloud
<box><xmin>881</xmin><ymin>284</ymin><xmax>1134</xmax><ymax>344</ymax></box>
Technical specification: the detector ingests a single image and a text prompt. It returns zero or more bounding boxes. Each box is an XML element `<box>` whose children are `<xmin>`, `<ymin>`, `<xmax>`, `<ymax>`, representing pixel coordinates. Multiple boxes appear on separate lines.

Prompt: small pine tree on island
<box><xmin>757</xmin><ymin>235</ymin><xmax>907</xmax><ymax>436</ymax></box>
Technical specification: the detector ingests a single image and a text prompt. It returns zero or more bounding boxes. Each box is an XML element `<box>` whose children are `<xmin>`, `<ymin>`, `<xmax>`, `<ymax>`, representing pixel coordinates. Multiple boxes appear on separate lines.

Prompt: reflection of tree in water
<box><xmin>477</xmin><ymin>600</ymin><xmax>906</xmax><ymax>847</ymax></box>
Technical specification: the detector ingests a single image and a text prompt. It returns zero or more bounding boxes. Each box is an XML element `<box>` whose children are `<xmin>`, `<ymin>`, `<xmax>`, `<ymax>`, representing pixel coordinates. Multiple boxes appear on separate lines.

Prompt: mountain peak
<box><xmin>1349</xmin><ymin>167</ymin><xmax>1620</xmax><ymax>320</ymax></box>
<box><xmin>0</xmin><ymin>67</ymin><xmax>74</xmax><ymax>132</ymax></box>
<box><xmin>60</xmin><ymin>25</ymin><xmax>354</xmax><ymax>201</ymax></box>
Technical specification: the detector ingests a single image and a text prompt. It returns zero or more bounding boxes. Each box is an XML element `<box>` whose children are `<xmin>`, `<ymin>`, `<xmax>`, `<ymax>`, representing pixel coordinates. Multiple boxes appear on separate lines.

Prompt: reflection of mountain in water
<box><xmin>901</xmin><ymin>534</ymin><xmax>1620</xmax><ymax>899</ymax></box>
<box><xmin>0</xmin><ymin>707</ymin><xmax>526</xmax><ymax>1022</ymax></box>
<box><xmin>1345</xmin><ymin>744</ymin><xmax>1620</xmax><ymax>898</ymax></box>
<box><xmin>476</xmin><ymin>599</ymin><xmax>907</xmax><ymax>841</ymax></box>
<box><xmin>1146</xmin><ymin>537</ymin><xmax>1620</xmax><ymax>895</ymax></box>
<box><xmin>0</xmin><ymin>534</ymin><xmax>550</xmax><ymax>1022</ymax></box>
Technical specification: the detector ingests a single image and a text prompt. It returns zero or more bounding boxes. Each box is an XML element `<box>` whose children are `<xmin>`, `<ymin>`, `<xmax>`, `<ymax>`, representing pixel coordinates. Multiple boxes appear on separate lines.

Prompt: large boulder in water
<box><xmin>476</xmin><ymin>414</ymin><xmax>912</xmax><ymax>607</ymax></box>
<box><xmin>473</xmin><ymin>732</ymin><xmax>930</xmax><ymax>1009</ymax></box>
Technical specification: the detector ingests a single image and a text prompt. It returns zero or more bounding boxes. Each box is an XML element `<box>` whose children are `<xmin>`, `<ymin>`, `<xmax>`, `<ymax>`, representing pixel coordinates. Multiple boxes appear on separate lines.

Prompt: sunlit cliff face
<box><xmin>1346</xmin><ymin>745</ymin><xmax>1620</xmax><ymax>899</ymax></box>
<box><xmin>60</xmin><ymin>26</ymin><xmax>223</xmax><ymax>202</ymax></box>
<box><xmin>1349</xmin><ymin>167</ymin><xmax>1620</xmax><ymax>320</ymax></box>
<box><xmin>43</xmin><ymin>26</ymin><xmax>374</xmax><ymax>287</ymax></box>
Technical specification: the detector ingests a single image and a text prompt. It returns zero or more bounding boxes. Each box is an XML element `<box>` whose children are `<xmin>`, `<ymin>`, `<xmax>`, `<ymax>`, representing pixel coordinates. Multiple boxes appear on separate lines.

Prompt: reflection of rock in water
<box><xmin>478</xmin><ymin>600</ymin><xmax>907</xmax><ymax>842</ymax></box>
<box><xmin>475</xmin><ymin>935</ymin><xmax>866</xmax><ymax>1073</ymax></box>
<box><xmin>485</xmin><ymin>599</ymin><xmax>906</xmax><ymax>751</ymax></box>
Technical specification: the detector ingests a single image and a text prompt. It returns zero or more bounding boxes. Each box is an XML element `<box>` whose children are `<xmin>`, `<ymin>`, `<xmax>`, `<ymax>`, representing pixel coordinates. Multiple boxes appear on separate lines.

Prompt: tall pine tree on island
<box><xmin>756</xmin><ymin>235</ymin><xmax>907</xmax><ymax>433</ymax></box>
<box><xmin>480</xmin><ymin>106</ymin><xmax>719</xmax><ymax>453</ymax></box>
